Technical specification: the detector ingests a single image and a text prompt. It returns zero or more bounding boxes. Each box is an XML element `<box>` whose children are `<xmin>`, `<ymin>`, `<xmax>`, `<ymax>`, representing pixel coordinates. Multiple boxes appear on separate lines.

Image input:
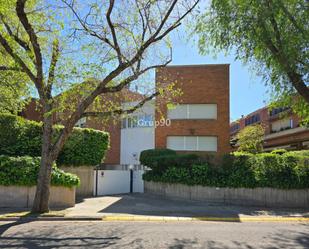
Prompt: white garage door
<box><xmin>94</xmin><ymin>170</ymin><xmax>144</xmax><ymax>196</ymax></box>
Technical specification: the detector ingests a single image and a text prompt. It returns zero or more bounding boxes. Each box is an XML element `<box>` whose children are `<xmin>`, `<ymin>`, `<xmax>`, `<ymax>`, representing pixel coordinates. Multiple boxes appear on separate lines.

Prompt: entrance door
<box><xmin>94</xmin><ymin>169</ymin><xmax>144</xmax><ymax>196</ymax></box>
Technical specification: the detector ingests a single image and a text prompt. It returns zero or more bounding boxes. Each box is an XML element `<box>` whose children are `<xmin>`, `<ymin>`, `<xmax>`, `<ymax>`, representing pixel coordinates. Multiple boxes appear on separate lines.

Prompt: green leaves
<box><xmin>143</xmin><ymin>151</ymin><xmax>309</xmax><ymax>189</ymax></box>
<box><xmin>0</xmin><ymin>113</ymin><xmax>110</xmax><ymax>166</ymax></box>
<box><xmin>0</xmin><ymin>155</ymin><xmax>80</xmax><ymax>187</ymax></box>
<box><xmin>236</xmin><ymin>124</ymin><xmax>264</xmax><ymax>153</ymax></box>
<box><xmin>195</xmin><ymin>0</ymin><xmax>309</xmax><ymax>119</ymax></box>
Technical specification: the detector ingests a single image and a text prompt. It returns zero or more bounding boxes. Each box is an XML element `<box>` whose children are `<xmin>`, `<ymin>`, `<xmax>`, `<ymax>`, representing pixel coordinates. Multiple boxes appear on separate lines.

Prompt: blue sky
<box><xmin>169</xmin><ymin>32</ymin><xmax>271</xmax><ymax>122</ymax></box>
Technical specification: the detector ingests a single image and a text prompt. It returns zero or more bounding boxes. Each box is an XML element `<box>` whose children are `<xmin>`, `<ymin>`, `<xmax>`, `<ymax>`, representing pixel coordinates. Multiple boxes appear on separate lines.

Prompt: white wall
<box><xmin>120</xmin><ymin>101</ymin><xmax>155</xmax><ymax>165</ymax></box>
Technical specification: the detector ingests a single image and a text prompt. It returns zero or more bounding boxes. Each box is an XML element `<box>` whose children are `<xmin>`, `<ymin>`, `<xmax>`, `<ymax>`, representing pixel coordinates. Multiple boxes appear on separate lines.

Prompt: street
<box><xmin>0</xmin><ymin>220</ymin><xmax>308</xmax><ymax>249</ymax></box>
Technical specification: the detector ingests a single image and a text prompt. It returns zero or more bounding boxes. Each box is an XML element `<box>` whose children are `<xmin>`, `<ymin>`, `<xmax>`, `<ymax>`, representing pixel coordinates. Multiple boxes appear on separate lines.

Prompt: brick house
<box><xmin>22</xmin><ymin>64</ymin><xmax>230</xmax><ymax>165</ymax></box>
<box><xmin>230</xmin><ymin>106</ymin><xmax>309</xmax><ymax>151</ymax></box>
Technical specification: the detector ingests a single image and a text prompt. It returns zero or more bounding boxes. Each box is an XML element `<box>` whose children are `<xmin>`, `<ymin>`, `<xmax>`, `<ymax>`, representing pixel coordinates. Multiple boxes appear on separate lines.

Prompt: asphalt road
<box><xmin>0</xmin><ymin>220</ymin><xmax>308</xmax><ymax>249</ymax></box>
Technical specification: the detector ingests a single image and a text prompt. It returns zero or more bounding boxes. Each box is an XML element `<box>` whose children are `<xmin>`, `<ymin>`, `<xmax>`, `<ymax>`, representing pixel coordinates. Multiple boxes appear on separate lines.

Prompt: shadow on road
<box><xmin>0</xmin><ymin>220</ymin><xmax>120</xmax><ymax>249</ymax></box>
<box><xmin>97</xmin><ymin>193</ymin><xmax>308</xmax><ymax>221</ymax></box>
<box><xmin>167</xmin><ymin>227</ymin><xmax>309</xmax><ymax>249</ymax></box>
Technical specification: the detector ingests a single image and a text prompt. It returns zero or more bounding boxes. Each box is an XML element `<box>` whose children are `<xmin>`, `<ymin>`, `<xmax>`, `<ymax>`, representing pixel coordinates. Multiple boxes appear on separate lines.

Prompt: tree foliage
<box><xmin>195</xmin><ymin>0</ymin><xmax>309</xmax><ymax>120</ymax></box>
<box><xmin>236</xmin><ymin>124</ymin><xmax>264</xmax><ymax>153</ymax></box>
<box><xmin>0</xmin><ymin>0</ymin><xmax>198</xmax><ymax>212</ymax></box>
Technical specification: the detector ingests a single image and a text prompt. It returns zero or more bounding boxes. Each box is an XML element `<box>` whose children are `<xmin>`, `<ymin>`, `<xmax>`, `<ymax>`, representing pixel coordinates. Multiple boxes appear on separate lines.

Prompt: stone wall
<box><xmin>0</xmin><ymin>185</ymin><xmax>75</xmax><ymax>208</ymax></box>
<box><xmin>61</xmin><ymin>166</ymin><xmax>94</xmax><ymax>198</ymax></box>
<box><xmin>145</xmin><ymin>181</ymin><xmax>309</xmax><ymax>208</ymax></box>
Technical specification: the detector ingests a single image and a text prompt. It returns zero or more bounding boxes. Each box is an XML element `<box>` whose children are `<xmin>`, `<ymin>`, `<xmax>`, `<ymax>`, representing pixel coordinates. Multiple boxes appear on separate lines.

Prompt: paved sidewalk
<box><xmin>1</xmin><ymin>193</ymin><xmax>308</xmax><ymax>221</ymax></box>
<box><xmin>64</xmin><ymin>193</ymin><xmax>309</xmax><ymax>220</ymax></box>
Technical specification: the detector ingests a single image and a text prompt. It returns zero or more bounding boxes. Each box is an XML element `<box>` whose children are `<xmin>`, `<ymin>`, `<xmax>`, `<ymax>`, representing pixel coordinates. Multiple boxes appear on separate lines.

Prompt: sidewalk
<box><xmin>1</xmin><ymin>193</ymin><xmax>309</xmax><ymax>222</ymax></box>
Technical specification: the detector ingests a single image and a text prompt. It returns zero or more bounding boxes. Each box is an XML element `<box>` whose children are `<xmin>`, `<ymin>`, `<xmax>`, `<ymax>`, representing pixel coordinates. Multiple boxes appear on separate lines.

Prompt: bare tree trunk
<box><xmin>31</xmin><ymin>103</ymin><xmax>54</xmax><ymax>213</ymax></box>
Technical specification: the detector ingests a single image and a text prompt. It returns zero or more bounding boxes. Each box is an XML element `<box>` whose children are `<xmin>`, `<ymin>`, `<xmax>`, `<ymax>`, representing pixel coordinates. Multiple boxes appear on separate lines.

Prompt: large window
<box><xmin>245</xmin><ymin>114</ymin><xmax>260</xmax><ymax>126</ymax></box>
<box><xmin>167</xmin><ymin>104</ymin><xmax>217</xmax><ymax>120</ymax></box>
<box><xmin>166</xmin><ymin>136</ymin><xmax>217</xmax><ymax>152</ymax></box>
<box><xmin>271</xmin><ymin>119</ymin><xmax>292</xmax><ymax>132</ymax></box>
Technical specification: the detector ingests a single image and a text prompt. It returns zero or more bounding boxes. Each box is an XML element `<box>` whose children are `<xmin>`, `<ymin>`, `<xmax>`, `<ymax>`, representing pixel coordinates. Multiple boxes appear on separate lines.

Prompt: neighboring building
<box><xmin>22</xmin><ymin>64</ymin><xmax>230</xmax><ymax>165</ymax></box>
<box><xmin>230</xmin><ymin>106</ymin><xmax>309</xmax><ymax>151</ymax></box>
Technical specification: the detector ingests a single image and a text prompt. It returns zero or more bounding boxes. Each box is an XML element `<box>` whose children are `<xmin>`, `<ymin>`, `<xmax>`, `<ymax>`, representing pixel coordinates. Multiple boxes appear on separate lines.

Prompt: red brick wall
<box><xmin>20</xmin><ymin>99</ymin><xmax>43</xmax><ymax>122</ymax></box>
<box><xmin>85</xmin><ymin>118</ymin><xmax>121</xmax><ymax>165</ymax></box>
<box><xmin>230</xmin><ymin>105</ymin><xmax>308</xmax><ymax>150</ymax></box>
<box><xmin>155</xmin><ymin>65</ymin><xmax>230</xmax><ymax>155</ymax></box>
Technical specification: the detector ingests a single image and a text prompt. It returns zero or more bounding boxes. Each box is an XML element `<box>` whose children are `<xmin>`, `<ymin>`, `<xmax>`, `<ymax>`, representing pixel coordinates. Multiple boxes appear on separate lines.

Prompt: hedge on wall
<box><xmin>140</xmin><ymin>149</ymin><xmax>176</xmax><ymax>166</ymax></box>
<box><xmin>140</xmin><ymin>148</ymin><xmax>200</xmax><ymax>173</ymax></box>
<box><xmin>0</xmin><ymin>155</ymin><xmax>80</xmax><ymax>187</ymax></box>
<box><xmin>143</xmin><ymin>152</ymin><xmax>309</xmax><ymax>189</ymax></box>
<box><xmin>0</xmin><ymin>113</ymin><xmax>109</xmax><ymax>166</ymax></box>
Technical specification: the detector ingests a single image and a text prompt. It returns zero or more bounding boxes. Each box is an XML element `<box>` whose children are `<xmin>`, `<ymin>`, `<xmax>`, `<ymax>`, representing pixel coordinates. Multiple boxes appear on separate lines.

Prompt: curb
<box><xmin>101</xmin><ymin>216</ymin><xmax>309</xmax><ymax>222</ymax></box>
<box><xmin>1</xmin><ymin>215</ymin><xmax>308</xmax><ymax>223</ymax></box>
<box><xmin>0</xmin><ymin>216</ymin><xmax>102</xmax><ymax>221</ymax></box>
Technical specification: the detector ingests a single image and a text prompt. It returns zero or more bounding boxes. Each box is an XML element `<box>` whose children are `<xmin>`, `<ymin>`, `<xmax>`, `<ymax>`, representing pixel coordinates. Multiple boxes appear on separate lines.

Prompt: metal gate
<box><xmin>93</xmin><ymin>164</ymin><xmax>145</xmax><ymax>196</ymax></box>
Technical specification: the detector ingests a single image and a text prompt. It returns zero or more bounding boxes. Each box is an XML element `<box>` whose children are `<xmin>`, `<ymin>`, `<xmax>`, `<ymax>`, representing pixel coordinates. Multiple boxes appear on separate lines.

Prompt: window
<box><xmin>269</xmin><ymin>107</ymin><xmax>289</xmax><ymax>117</ymax></box>
<box><xmin>167</xmin><ymin>136</ymin><xmax>184</xmax><ymax>150</ymax></box>
<box><xmin>75</xmin><ymin>117</ymin><xmax>86</xmax><ymax>128</ymax></box>
<box><xmin>168</xmin><ymin>105</ymin><xmax>187</xmax><ymax>119</ymax></box>
<box><xmin>167</xmin><ymin>104</ymin><xmax>217</xmax><ymax>120</ymax></box>
<box><xmin>245</xmin><ymin>114</ymin><xmax>260</xmax><ymax>126</ymax></box>
<box><xmin>167</xmin><ymin>136</ymin><xmax>217</xmax><ymax>152</ymax></box>
<box><xmin>230</xmin><ymin>123</ymin><xmax>240</xmax><ymax>133</ymax></box>
<box><xmin>271</xmin><ymin>119</ymin><xmax>292</xmax><ymax>132</ymax></box>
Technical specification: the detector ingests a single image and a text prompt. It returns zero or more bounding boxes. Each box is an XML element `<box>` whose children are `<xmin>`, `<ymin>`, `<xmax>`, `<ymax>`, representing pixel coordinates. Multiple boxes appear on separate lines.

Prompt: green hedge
<box><xmin>0</xmin><ymin>113</ymin><xmax>109</xmax><ymax>166</ymax></box>
<box><xmin>143</xmin><ymin>152</ymin><xmax>309</xmax><ymax>189</ymax></box>
<box><xmin>140</xmin><ymin>149</ymin><xmax>176</xmax><ymax>166</ymax></box>
<box><xmin>0</xmin><ymin>155</ymin><xmax>80</xmax><ymax>187</ymax></box>
<box><xmin>140</xmin><ymin>148</ymin><xmax>199</xmax><ymax>173</ymax></box>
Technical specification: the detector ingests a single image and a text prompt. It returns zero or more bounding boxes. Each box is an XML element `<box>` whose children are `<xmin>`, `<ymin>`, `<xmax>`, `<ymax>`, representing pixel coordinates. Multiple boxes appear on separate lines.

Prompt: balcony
<box><xmin>265</xmin><ymin>126</ymin><xmax>309</xmax><ymax>140</ymax></box>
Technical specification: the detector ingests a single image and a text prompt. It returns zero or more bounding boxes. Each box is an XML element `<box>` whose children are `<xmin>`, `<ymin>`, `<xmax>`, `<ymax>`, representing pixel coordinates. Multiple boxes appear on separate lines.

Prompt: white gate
<box><xmin>94</xmin><ymin>169</ymin><xmax>144</xmax><ymax>196</ymax></box>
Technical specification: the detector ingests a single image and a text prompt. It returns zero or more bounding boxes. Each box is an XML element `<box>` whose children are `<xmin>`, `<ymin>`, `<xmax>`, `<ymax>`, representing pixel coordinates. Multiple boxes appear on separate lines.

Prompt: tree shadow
<box><xmin>97</xmin><ymin>193</ymin><xmax>308</xmax><ymax>221</ymax></box>
<box><xmin>167</xmin><ymin>226</ymin><xmax>309</xmax><ymax>249</ymax></box>
<box><xmin>0</xmin><ymin>219</ymin><xmax>121</xmax><ymax>249</ymax></box>
<box><xmin>0</xmin><ymin>235</ymin><xmax>120</xmax><ymax>249</ymax></box>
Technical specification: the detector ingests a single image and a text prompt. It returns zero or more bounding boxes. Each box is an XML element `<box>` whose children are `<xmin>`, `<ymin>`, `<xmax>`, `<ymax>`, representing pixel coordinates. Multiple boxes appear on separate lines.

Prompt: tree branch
<box><xmin>266</xmin><ymin>0</ymin><xmax>282</xmax><ymax>50</ymax></box>
<box><xmin>61</xmin><ymin>0</ymin><xmax>117</xmax><ymax>52</ymax></box>
<box><xmin>257</xmin><ymin>18</ymin><xmax>309</xmax><ymax>103</ymax></box>
<box><xmin>0</xmin><ymin>65</ymin><xmax>23</xmax><ymax>71</ymax></box>
<box><xmin>0</xmin><ymin>33</ymin><xmax>36</xmax><ymax>82</ymax></box>
<box><xmin>82</xmin><ymin>91</ymin><xmax>159</xmax><ymax>118</ymax></box>
<box><xmin>0</xmin><ymin>14</ymin><xmax>31</xmax><ymax>52</ymax></box>
<box><xmin>47</xmin><ymin>39</ymin><xmax>60</xmax><ymax>95</ymax></box>
<box><xmin>16</xmin><ymin>0</ymin><xmax>44</xmax><ymax>88</ymax></box>
<box><xmin>106</xmin><ymin>0</ymin><xmax>122</xmax><ymax>64</ymax></box>
<box><xmin>102</xmin><ymin>59</ymin><xmax>171</xmax><ymax>94</ymax></box>
<box><xmin>50</xmin><ymin>0</ymin><xmax>198</xmax><ymax>161</ymax></box>
<box><xmin>278</xmin><ymin>0</ymin><xmax>306</xmax><ymax>35</ymax></box>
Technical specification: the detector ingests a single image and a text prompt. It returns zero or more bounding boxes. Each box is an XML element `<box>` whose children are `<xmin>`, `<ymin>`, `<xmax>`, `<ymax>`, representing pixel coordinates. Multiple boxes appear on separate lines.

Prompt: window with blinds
<box><xmin>166</xmin><ymin>136</ymin><xmax>218</xmax><ymax>152</ymax></box>
<box><xmin>167</xmin><ymin>104</ymin><xmax>217</xmax><ymax>119</ymax></box>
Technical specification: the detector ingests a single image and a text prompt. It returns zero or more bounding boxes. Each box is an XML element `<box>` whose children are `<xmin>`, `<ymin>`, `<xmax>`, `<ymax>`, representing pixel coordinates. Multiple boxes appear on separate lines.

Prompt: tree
<box><xmin>0</xmin><ymin>0</ymin><xmax>199</xmax><ymax>212</ymax></box>
<box><xmin>195</xmin><ymin>0</ymin><xmax>309</xmax><ymax>117</ymax></box>
<box><xmin>0</xmin><ymin>73</ymin><xmax>30</xmax><ymax>114</ymax></box>
<box><xmin>236</xmin><ymin>124</ymin><xmax>264</xmax><ymax>153</ymax></box>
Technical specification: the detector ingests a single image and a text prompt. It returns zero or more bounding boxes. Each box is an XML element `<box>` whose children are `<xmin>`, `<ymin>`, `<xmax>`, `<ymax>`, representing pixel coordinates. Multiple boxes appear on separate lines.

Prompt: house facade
<box><xmin>230</xmin><ymin>106</ymin><xmax>309</xmax><ymax>151</ymax></box>
<box><xmin>22</xmin><ymin>64</ymin><xmax>230</xmax><ymax>165</ymax></box>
